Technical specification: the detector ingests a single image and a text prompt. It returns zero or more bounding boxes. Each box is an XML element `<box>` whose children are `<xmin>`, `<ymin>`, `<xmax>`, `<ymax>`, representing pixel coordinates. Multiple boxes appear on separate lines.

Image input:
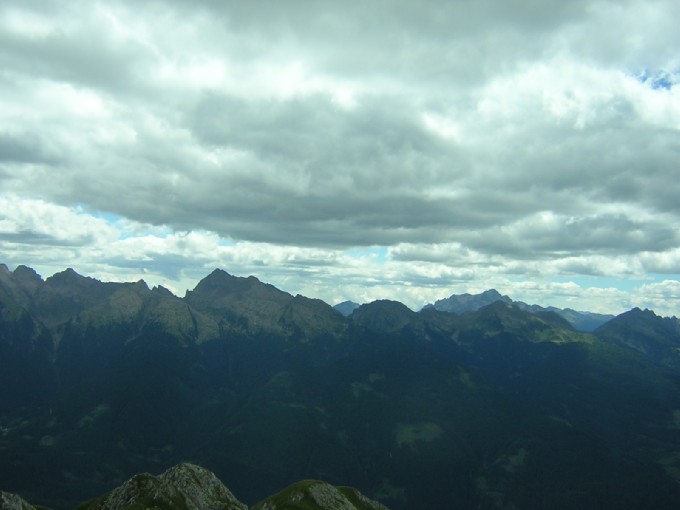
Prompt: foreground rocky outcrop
<box><xmin>1</xmin><ymin>464</ymin><xmax>389</xmax><ymax>510</ymax></box>
<box><xmin>0</xmin><ymin>491</ymin><xmax>38</xmax><ymax>510</ymax></box>
<box><xmin>78</xmin><ymin>463</ymin><xmax>247</xmax><ymax>510</ymax></box>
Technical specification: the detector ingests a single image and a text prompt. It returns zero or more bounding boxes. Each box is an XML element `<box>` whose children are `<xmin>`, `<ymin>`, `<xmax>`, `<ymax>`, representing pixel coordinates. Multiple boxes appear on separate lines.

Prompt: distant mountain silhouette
<box><xmin>350</xmin><ymin>300</ymin><xmax>417</xmax><ymax>333</ymax></box>
<box><xmin>425</xmin><ymin>288</ymin><xmax>512</xmax><ymax>314</ymax></box>
<box><xmin>333</xmin><ymin>300</ymin><xmax>361</xmax><ymax>317</ymax></box>
<box><xmin>424</xmin><ymin>289</ymin><xmax>615</xmax><ymax>331</ymax></box>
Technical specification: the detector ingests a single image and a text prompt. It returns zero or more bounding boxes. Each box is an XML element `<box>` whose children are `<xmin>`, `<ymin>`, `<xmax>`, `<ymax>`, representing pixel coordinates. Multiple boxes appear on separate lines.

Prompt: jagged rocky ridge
<box><xmin>1</xmin><ymin>265</ymin><xmax>680</xmax><ymax>510</ymax></box>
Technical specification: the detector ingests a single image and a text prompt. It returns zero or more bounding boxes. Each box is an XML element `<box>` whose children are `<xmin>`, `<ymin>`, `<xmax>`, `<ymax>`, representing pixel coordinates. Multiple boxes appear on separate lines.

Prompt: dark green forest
<box><xmin>2</xmin><ymin>265</ymin><xmax>680</xmax><ymax>509</ymax></box>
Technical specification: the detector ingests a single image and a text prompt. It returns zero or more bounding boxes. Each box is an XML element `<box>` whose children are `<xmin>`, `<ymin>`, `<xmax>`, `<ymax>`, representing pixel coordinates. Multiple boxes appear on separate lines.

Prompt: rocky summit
<box><xmin>1</xmin><ymin>464</ymin><xmax>388</xmax><ymax>510</ymax></box>
<box><xmin>78</xmin><ymin>463</ymin><xmax>247</xmax><ymax>510</ymax></box>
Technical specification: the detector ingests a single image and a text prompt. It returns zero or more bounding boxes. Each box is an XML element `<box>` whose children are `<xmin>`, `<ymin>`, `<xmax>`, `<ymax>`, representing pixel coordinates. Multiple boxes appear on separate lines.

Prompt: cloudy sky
<box><xmin>1</xmin><ymin>0</ymin><xmax>680</xmax><ymax>315</ymax></box>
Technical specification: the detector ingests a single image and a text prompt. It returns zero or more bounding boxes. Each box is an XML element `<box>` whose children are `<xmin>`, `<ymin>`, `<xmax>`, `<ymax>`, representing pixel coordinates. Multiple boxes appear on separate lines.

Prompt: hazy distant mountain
<box><xmin>425</xmin><ymin>288</ymin><xmax>513</xmax><ymax>314</ymax></box>
<box><xmin>537</xmin><ymin>306</ymin><xmax>615</xmax><ymax>332</ymax></box>
<box><xmin>1</xmin><ymin>264</ymin><xmax>680</xmax><ymax>510</ymax></box>
<box><xmin>425</xmin><ymin>289</ymin><xmax>615</xmax><ymax>331</ymax></box>
<box><xmin>333</xmin><ymin>300</ymin><xmax>361</xmax><ymax>316</ymax></box>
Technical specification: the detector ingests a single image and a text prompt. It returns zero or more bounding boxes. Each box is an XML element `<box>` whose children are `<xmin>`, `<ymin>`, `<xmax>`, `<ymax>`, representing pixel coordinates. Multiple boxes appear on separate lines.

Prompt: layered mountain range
<box><xmin>336</xmin><ymin>289</ymin><xmax>616</xmax><ymax>331</ymax></box>
<box><xmin>422</xmin><ymin>288</ymin><xmax>617</xmax><ymax>331</ymax></box>
<box><xmin>1</xmin><ymin>264</ymin><xmax>680</xmax><ymax>509</ymax></box>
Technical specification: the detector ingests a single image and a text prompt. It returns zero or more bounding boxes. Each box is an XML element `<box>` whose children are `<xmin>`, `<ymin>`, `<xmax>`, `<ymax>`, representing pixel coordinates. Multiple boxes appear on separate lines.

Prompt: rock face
<box><xmin>0</xmin><ymin>492</ymin><xmax>37</xmax><ymax>510</ymax></box>
<box><xmin>252</xmin><ymin>480</ymin><xmax>389</xmax><ymax>510</ymax></box>
<box><xmin>3</xmin><ymin>465</ymin><xmax>390</xmax><ymax>510</ymax></box>
<box><xmin>79</xmin><ymin>463</ymin><xmax>248</xmax><ymax>510</ymax></box>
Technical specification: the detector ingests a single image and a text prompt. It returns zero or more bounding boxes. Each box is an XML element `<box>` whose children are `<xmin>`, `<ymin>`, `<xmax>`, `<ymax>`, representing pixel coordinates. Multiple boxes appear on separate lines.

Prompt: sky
<box><xmin>1</xmin><ymin>0</ymin><xmax>680</xmax><ymax>316</ymax></box>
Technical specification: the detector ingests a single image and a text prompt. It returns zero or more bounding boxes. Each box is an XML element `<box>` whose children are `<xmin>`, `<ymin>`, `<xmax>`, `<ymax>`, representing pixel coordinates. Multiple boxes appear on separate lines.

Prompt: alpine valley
<box><xmin>1</xmin><ymin>264</ymin><xmax>680</xmax><ymax>509</ymax></box>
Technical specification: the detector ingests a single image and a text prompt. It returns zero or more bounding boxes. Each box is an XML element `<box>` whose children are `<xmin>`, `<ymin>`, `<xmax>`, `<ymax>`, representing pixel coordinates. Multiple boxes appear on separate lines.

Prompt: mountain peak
<box><xmin>185</xmin><ymin>271</ymin><xmax>347</xmax><ymax>341</ymax></box>
<box><xmin>13</xmin><ymin>264</ymin><xmax>43</xmax><ymax>281</ymax></box>
<box><xmin>426</xmin><ymin>289</ymin><xmax>613</xmax><ymax>331</ymax></box>
<box><xmin>10</xmin><ymin>265</ymin><xmax>44</xmax><ymax>297</ymax></box>
<box><xmin>334</xmin><ymin>300</ymin><xmax>361</xmax><ymax>317</ymax></box>
<box><xmin>45</xmin><ymin>267</ymin><xmax>92</xmax><ymax>287</ymax></box>
<box><xmin>351</xmin><ymin>299</ymin><xmax>416</xmax><ymax>333</ymax></box>
<box><xmin>427</xmin><ymin>288</ymin><xmax>512</xmax><ymax>315</ymax></box>
<box><xmin>208</xmin><ymin>267</ymin><xmax>232</xmax><ymax>279</ymax></box>
<box><xmin>626</xmin><ymin>306</ymin><xmax>656</xmax><ymax>317</ymax></box>
<box><xmin>480</xmin><ymin>289</ymin><xmax>504</xmax><ymax>299</ymax></box>
<box><xmin>0</xmin><ymin>264</ymin><xmax>43</xmax><ymax>299</ymax></box>
<box><xmin>152</xmin><ymin>285</ymin><xmax>175</xmax><ymax>297</ymax></box>
<box><xmin>190</xmin><ymin>269</ymin><xmax>266</xmax><ymax>296</ymax></box>
<box><xmin>80</xmin><ymin>463</ymin><xmax>247</xmax><ymax>510</ymax></box>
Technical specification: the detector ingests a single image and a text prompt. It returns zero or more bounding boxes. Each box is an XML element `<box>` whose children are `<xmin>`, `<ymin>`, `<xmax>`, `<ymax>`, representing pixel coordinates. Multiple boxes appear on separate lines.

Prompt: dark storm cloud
<box><xmin>0</xmin><ymin>230</ymin><xmax>93</xmax><ymax>247</ymax></box>
<box><xmin>467</xmin><ymin>214</ymin><xmax>679</xmax><ymax>259</ymax></box>
<box><xmin>0</xmin><ymin>132</ymin><xmax>57</xmax><ymax>165</ymax></box>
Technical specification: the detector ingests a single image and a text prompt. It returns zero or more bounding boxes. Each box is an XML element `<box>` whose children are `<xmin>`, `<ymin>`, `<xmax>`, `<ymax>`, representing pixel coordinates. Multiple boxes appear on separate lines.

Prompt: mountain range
<box><xmin>1</xmin><ymin>264</ymin><xmax>680</xmax><ymax>509</ymax></box>
<box><xmin>337</xmin><ymin>288</ymin><xmax>616</xmax><ymax>331</ymax></box>
<box><xmin>421</xmin><ymin>288</ymin><xmax>615</xmax><ymax>331</ymax></box>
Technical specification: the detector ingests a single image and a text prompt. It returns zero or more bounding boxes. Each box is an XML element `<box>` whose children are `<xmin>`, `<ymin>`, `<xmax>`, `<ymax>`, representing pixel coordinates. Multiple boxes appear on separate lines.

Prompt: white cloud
<box><xmin>633</xmin><ymin>280</ymin><xmax>680</xmax><ymax>317</ymax></box>
<box><xmin>0</xmin><ymin>194</ymin><xmax>117</xmax><ymax>245</ymax></box>
<box><xmin>1</xmin><ymin>0</ymin><xmax>679</xmax><ymax>317</ymax></box>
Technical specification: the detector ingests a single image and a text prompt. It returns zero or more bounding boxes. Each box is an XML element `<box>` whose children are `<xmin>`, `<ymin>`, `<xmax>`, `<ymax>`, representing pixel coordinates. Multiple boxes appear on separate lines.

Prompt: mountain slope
<box><xmin>185</xmin><ymin>269</ymin><xmax>346</xmax><ymax>341</ymax></box>
<box><xmin>350</xmin><ymin>300</ymin><xmax>417</xmax><ymax>333</ymax></box>
<box><xmin>595</xmin><ymin>307</ymin><xmax>680</xmax><ymax>370</ymax></box>
<box><xmin>0</xmin><ymin>265</ymin><xmax>56</xmax><ymax>411</ymax></box>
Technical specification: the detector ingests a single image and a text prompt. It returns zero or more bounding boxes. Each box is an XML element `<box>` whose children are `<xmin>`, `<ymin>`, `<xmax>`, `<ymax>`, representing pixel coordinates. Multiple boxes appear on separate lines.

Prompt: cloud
<box><xmin>0</xmin><ymin>195</ymin><xmax>116</xmax><ymax>245</ymax></box>
<box><xmin>1</xmin><ymin>0</ymin><xmax>679</xmax><ymax>316</ymax></box>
